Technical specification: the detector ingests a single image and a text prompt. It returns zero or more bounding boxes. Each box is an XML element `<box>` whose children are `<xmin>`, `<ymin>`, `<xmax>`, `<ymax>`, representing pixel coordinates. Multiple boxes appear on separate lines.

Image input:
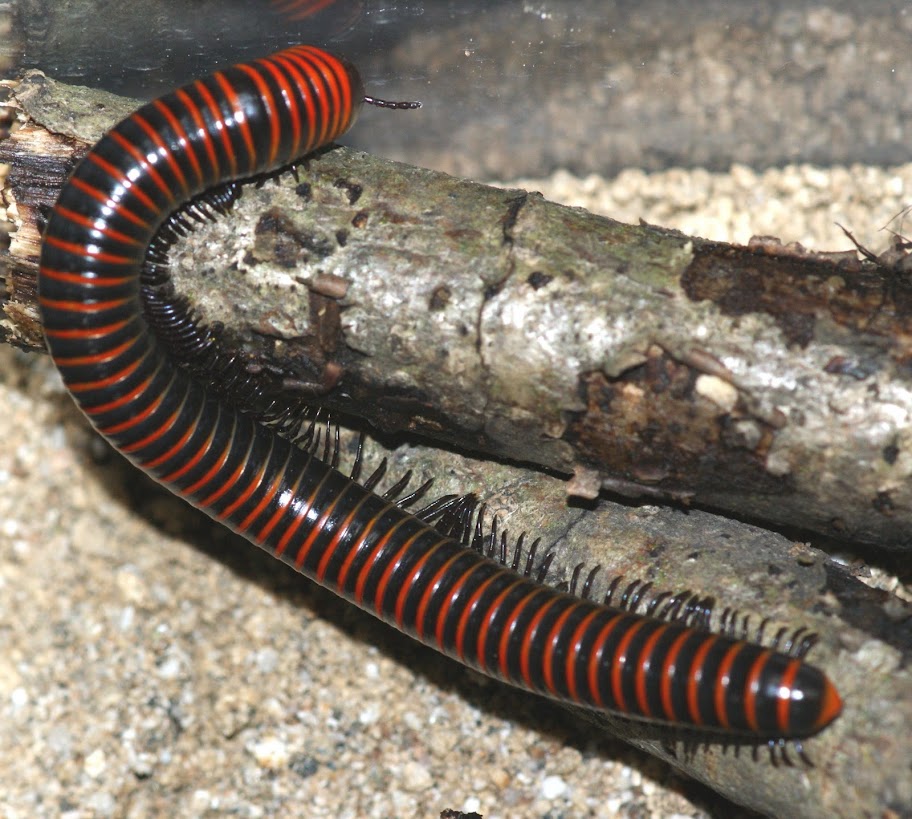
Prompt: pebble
<box><xmin>249</xmin><ymin>736</ymin><xmax>290</xmax><ymax>771</ymax></box>
<box><xmin>541</xmin><ymin>774</ymin><xmax>568</xmax><ymax>800</ymax></box>
<box><xmin>83</xmin><ymin>748</ymin><xmax>107</xmax><ymax>778</ymax></box>
<box><xmin>401</xmin><ymin>760</ymin><xmax>433</xmax><ymax>792</ymax></box>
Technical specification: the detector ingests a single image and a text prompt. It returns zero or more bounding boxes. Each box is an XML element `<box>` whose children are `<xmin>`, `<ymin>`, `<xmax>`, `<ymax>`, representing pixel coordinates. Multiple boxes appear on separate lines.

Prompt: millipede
<box><xmin>37</xmin><ymin>45</ymin><xmax>842</xmax><ymax>754</ymax></box>
<box><xmin>268</xmin><ymin>0</ymin><xmax>363</xmax><ymax>25</ymax></box>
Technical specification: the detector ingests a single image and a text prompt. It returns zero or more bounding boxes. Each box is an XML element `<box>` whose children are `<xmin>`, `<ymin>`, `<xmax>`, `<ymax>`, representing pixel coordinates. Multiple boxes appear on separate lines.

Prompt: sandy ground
<box><xmin>2</xmin><ymin>161</ymin><xmax>910</xmax><ymax>818</ymax></box>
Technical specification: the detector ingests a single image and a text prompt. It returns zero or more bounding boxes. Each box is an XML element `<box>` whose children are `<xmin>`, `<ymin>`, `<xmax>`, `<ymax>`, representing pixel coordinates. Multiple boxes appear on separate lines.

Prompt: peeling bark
<box><xmin>1</xmin><ymin>71</ymin><xmax>911</xmax><ymax>818</ymax></box>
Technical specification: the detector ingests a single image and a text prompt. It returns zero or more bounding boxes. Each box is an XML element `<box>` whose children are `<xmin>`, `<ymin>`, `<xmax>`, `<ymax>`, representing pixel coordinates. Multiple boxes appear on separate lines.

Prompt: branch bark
<box><xmin>1</xmin><ymin>71</ymin><xmax>910</xmax><ymax>818</ymax></box>
<box><xmin>4</xmin><ymin>71</ymin><xmax>912</xmax><ymax>554</ymax></box>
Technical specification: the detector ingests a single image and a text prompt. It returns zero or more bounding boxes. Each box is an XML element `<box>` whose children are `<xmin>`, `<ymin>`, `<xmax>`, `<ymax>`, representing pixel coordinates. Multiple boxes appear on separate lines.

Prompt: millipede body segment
<box><xmin>38</xmin><ymin>45</ymin><xmax>842</xmax><ymax>741</ymax></box>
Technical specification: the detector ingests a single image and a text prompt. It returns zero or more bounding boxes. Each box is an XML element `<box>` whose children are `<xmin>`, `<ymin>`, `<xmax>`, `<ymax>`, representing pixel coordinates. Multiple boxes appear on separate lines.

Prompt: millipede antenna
<box><xmin>363</xmin><ymin>95</ymin><xmax>422</xmax><ymax>110</ymax></box>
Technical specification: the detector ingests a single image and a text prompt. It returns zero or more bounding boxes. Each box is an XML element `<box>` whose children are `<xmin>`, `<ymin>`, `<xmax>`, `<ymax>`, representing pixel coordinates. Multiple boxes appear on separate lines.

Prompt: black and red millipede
<box><xmin>269</xmin><ymin>0</ymin><xmax>361</xmax><ymax>23</ymax></box>
<box><xmin>38</xmin><ymin>45</ymin><xmax>842</xmax><ymax>744</ymax></box>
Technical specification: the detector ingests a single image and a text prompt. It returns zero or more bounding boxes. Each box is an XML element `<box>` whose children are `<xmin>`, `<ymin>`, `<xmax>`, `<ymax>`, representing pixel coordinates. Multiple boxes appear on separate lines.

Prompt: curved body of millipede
<box><xmin>38</xmin><ymin>45</ymin><xmax>842</xmax><ymax>742</ymax></box>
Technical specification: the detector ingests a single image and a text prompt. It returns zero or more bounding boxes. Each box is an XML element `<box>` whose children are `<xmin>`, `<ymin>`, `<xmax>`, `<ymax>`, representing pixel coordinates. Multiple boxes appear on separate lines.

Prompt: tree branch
<box><xmin>4</xmin><ymin>71</ymin><xmax>912</xmax><ymax>553</ymax></box>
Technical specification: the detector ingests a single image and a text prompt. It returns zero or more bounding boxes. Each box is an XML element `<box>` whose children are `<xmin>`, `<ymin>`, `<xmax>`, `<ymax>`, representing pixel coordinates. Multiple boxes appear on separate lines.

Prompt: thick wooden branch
<box><xmin>1</xmin><ymin>72</ymin><xmax>910</xmax><ymax>818</ymax></box>
<box><xmin>4</xmin><ymin>71</ymin><xmax>912</xmax><ymax>554</ymax></box>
